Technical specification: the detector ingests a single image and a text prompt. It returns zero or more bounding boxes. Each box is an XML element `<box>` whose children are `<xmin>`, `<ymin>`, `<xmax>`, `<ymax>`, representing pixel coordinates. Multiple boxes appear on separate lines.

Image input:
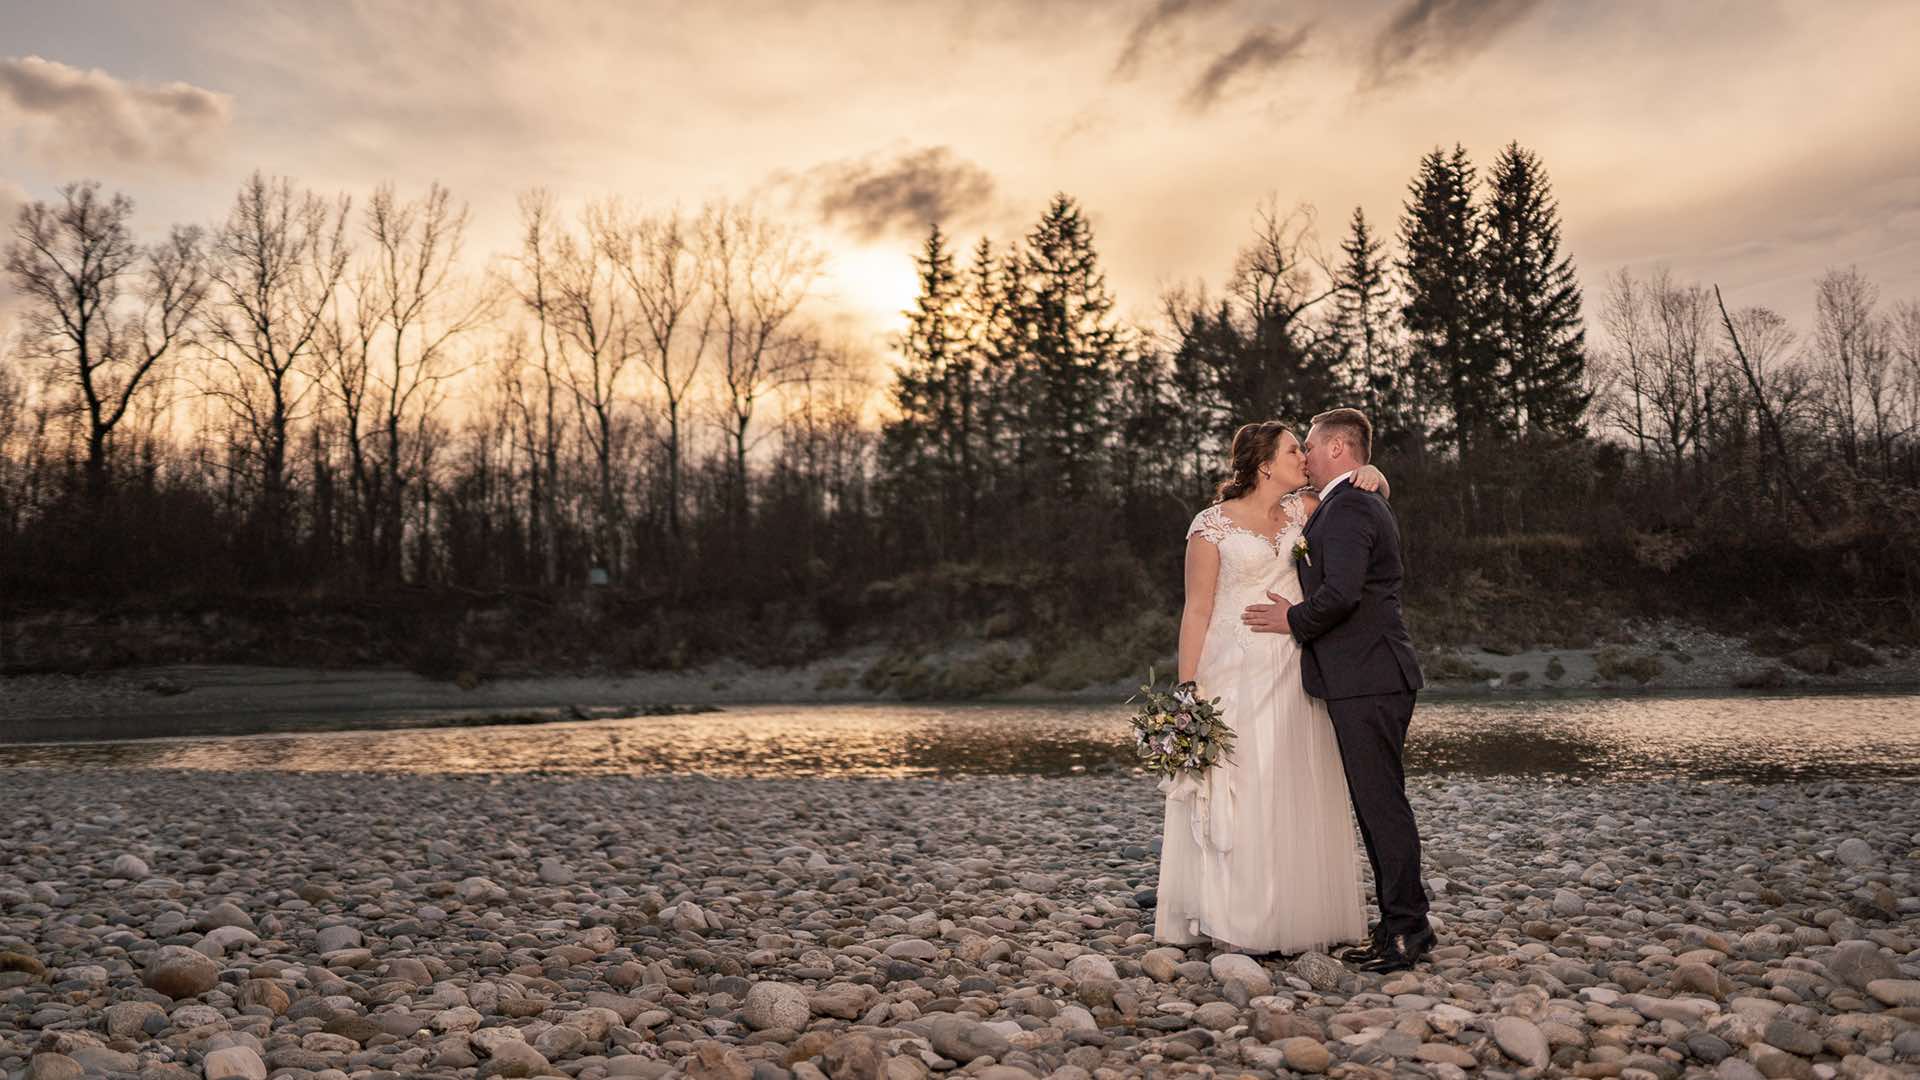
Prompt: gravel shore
<box><xmin>2</xmin><ymin>770</ymin><xmax>1916</xmax><ymax>1080</ymax></box>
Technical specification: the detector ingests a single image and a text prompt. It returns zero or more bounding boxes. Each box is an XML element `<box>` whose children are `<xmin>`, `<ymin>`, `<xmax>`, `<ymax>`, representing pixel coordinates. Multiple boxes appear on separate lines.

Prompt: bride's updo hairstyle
<box><xmin>1214</xmin><ymin>420</ymin><xmax>1292</xmax><ymax>503</ymax></box>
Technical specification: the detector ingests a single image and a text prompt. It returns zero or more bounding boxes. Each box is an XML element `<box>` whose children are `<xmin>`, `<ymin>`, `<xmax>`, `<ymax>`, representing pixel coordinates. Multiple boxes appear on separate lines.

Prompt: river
<box><xmin>3</xmin><ymin>690</ymin><xmax>1917</xmax><ymax>781</ymax></box>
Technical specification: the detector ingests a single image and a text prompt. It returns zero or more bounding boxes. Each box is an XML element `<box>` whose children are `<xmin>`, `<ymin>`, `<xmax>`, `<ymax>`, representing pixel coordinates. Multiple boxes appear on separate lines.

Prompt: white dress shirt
<box><xmin>1319</xmin><ymin>469</ymin><xmax>1356</xmax><ymax>498</ymax></box>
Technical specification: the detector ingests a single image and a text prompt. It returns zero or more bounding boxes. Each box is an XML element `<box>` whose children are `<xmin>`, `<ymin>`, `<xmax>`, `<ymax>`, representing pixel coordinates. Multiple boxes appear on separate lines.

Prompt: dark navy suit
<box><xmin>1286</xmin><ymin>477</ymin><xmax>1429</xmax><ymax>945</ymax></box>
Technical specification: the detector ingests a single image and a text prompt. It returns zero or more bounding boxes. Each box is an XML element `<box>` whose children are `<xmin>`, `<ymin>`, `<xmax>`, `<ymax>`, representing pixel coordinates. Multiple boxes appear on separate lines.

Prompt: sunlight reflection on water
<box><xmin>3</xmin><ymin>692</ymin><xmax>1916</xmax><ymax>781</ymax></box>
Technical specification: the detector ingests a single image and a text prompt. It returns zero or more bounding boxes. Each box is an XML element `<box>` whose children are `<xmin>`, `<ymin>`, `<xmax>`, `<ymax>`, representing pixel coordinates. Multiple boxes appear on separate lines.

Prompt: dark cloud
<box><xmin>1362</xmin><ymin>0</ymin><xmax>1542</xmax><ymax>90</ymax></box>
<box><xmin>790</xmin><ymin>147</ymin><xmax>998</xmax><ymax>241</ymax></box>
<box><xmin>1113</xmin><ymin>0</ymin><xmax>1234</xmax><ymax>79</ymax></box>
<box><xmin>1184</xmin><ymin>23</ymin><xmax>1313</xmax><ymax>110</ymax></box>
<box><xmin>0</xmin><ymin>55</ymin><xmax>232</xmax><ymax>170</ymax></box>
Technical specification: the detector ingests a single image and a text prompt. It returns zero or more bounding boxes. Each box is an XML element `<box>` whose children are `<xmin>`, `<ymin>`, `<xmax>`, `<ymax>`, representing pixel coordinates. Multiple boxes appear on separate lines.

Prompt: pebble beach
<box><xmin>2</xmin><ymin>769</ymin><xmax>1917</xmax><ymax>1080</ymax></box>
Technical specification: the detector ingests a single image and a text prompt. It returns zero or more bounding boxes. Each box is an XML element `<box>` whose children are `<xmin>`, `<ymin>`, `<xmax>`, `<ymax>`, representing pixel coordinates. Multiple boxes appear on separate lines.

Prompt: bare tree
<box><xmin>316</xmin><ymin>182</ymin><xmax>490</xmax><ymax>582</ymax></box>
<box><xmin>315</xmin><ymin>248</ymin><xmax>380</xmax><ymax>577</ymax></box>
<box><xmin>502</xmin><ymin>189</ymin><xmax>573</xmax><ymax>585</ymax></box>
<box><xmin>1231</xmin><ymin>198</ymin><xmax>1339</xmax><ymax>336</ymax></box>
<box><xmin>774</xmin><ymin>331</ymin><xmax>876</xmax><ymax>572</ymax></box>
<box><xmin>201</xmin><ymin>172</ymin><xmax>352</xmax><ymax>543</ymax></box>
<box><xmin>5</xmin><ymin>181</ymin><xmax>208</xmax><ymax>498</ymax></box>
<box><xmin>1652</xmin><ymin>270</ymin><xmax>1713</xmax><ymax>480</ymax></box>
<box><xmin>1895</xmin><ymin>299</ymin><xmax>1920</xmax><ymax>479</ymax></box>
<box><xmin>1714</xmin><ymin>288</ymin><xmax>1815</xmax><ymax>517</ymax></box>
<box><xmin>554</xmin><ymin>199</ymin><xmax>634</xmax><ymax>575</ymax></box>
<box><xmin>1812</xmin><ymin>265</ymin><xmax>1883</xmax><ymax>473</ymax></box>
<box><xmin>362</xmin><ymin>182</ymin><xmax>492</xmax><ymax>578</ymax></box>
<box><xmin>702</xmin><ymin>200</ymin><xmax>822</xmax><ymax>525</ymax></box>
<box><xmin>0</xmin><ymin>331</ymin><xmax>38</xmax><ymax>530</ymax></box>
<box><xmin>0</xmin><ymin>335</ymin><xmax>19</xmax><ymax>471</ymax></box>
<box><xmin>603</xmin><ymin>204</ymin><xmax>711</xmax><ymax>538</ymax></box>
<box><xmin>1598</xmin><ymin>268</ymin><xmax>1651</xmax><ymax>456</ymax></box>
<box><xmin>1600</xmin><ymin>267</ymin><xmax>1712</xmax><ymax>481</ymax></box>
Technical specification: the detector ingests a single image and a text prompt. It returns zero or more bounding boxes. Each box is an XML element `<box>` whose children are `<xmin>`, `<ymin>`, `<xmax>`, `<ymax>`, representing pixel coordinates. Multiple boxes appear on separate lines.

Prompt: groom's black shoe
<box><xmin>1359</xmin><ymin>927</ymin><xmax>1435</xmax><ymax>974</ymax></box>
<box><xmin>1335</xmin><ymin>940</ymin><xmax>1390</xmax><ymax>965</ymax></box>
<box><xmin>1334</xmin><ymin>927</ymin><xmax>1393</xmax><ymax>965</ymax></box>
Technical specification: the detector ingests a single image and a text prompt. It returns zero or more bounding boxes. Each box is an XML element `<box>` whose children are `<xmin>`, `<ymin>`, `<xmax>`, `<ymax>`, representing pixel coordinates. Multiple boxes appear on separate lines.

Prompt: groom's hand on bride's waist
<box><xmin>1242</xmin><ymin>591</ymin><xmax>1293</xmax><ymax>634</ymax></box>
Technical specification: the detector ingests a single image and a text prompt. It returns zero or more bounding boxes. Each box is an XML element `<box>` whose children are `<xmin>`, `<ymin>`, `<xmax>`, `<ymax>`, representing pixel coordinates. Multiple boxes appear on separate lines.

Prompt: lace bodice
<box><xmin>1187</xmin><ymin>496</ymin><xmax>1310</xmax><ymax>650</ymax></box>
<box><xmin>1188</xmin><ymin>497</ymin><xmax>1307</xmax><ymax>579</ymax></box>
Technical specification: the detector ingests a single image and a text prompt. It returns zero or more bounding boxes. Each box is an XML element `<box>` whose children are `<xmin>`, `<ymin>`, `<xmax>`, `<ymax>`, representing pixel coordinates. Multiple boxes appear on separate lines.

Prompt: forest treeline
<box><xmin>2</xmin><ymin>142</ymin><xmax>1917</xmax><ymax>683</ymax></box>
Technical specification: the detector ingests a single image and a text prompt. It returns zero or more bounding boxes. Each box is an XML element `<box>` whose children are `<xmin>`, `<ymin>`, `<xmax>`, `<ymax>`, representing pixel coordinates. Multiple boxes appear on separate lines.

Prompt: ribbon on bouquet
<box><xmin>1158</xmin><ymin>765</ymin><xmax>1235</xmax><ymax>853</ymax></box>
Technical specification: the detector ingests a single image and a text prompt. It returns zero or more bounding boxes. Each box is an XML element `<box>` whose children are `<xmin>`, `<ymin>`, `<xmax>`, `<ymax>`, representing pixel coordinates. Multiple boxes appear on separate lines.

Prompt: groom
<box><xmin>1242</xmin><ymin>407</ymin><xmax>1432</xmax><ymax>973</ymax></box>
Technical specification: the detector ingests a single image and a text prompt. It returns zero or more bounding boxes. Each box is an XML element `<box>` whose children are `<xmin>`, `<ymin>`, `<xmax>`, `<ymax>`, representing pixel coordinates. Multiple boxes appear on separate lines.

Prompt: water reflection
<box><xmin>2</xmin><ymin>692</ymin><xmax>1916</xmax><ymax>782</ymax></box>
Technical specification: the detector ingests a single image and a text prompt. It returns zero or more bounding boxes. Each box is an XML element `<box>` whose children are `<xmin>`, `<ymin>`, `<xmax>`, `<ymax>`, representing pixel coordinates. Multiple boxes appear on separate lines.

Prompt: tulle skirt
<box><xmin>1152</xmin><ymin>593</ymin><xmax>1368</xmax><ymax>954</ymax></box>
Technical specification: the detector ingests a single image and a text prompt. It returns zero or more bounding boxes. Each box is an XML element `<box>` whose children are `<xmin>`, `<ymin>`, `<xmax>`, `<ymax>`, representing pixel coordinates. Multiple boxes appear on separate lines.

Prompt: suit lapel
<box><xmin>1303</xmin><ymin>478</ymin><xmax>1349</xmax><ymax>536</ymax></box>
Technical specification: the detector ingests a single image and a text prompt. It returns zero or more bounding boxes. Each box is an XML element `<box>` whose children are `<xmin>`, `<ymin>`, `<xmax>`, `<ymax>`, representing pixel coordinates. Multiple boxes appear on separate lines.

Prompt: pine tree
<box><xmin>1483</xmin><ymin>142</ymin><xmax>1589</xmax><ymax>437</ymax></box>
<box><xmin>1330</xmin><ymin>206</ymin><xmax>1409</xmax><ymax>447</ymax></box>
<box><xmin>1164</xmin><ymin>292</ymin><xmax>1241</xmax><ymax>497</ymax></box>
<box><xmin>1398</xmin><ymin>144</ymin><xmax>1498</xmax><ymax>456</ymax></box>
<box><xmin>1112</xmin><ymin>349</ymin><xmax>1176</xmax><ymax>503</ymax></box>
<box><xmin>1016</xmin><ymin>194</ymin><xmax>1124</xmax><ymax>502</ymax></box>
<box><xmin>879</xmin><ymin>224</ymin><xmax>970</xmax><ymax>554</ymax></box>
<box><xmin>964</xmin><ymin>236</ymin><xmax>1025</xmax><ymax>504</ymax></box>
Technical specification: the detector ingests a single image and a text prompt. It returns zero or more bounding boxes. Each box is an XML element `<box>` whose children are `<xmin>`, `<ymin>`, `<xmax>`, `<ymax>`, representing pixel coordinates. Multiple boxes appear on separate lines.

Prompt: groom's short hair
<box><xmin>1311</xmin><ymin>408</ymin><xmax>1373</xmax><ymax>464</ymax></box>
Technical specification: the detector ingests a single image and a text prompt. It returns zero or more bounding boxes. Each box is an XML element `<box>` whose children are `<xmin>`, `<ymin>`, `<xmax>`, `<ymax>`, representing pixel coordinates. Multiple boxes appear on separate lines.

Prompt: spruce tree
<box><xmin>1483</xmin><ymin>142</ymin><xmax>1589</xmax><ymax>437</ymax></box>
<box><xmin>1398</xmin><ymin>144</ymin><xmax>1497</xmax><ymax>456</ymax></box>
<box><xmin>879</xmin><ymin>224</ymin><xmax>969</xmax><ymax>551</ymax></box>
<box><xmin>1164</xmin><ymin>294</ymin><xmax>1241</xmax><ymax>497</ymax></box>
<box><xmin>964</xmin><ymin>236</ymin><xmax>1025</xmax><ymax>504</ymax></box>
<box><xmin>1331</xmin><ymin>206</ymin><xmax>1408</xmax><ymax>446</ymax></box>
<box><xmin>1017</xmin><ymin>194</ymin><xmax>1123</xmax><ymax>501</ymax></box>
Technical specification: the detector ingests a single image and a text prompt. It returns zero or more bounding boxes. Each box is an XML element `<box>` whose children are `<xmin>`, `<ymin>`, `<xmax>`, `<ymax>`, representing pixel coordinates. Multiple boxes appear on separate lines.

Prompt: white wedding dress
<box><xmin>1153</xmin><ymin>495</ymin><xmax>1367</xmax><ymax>954</ymax></box>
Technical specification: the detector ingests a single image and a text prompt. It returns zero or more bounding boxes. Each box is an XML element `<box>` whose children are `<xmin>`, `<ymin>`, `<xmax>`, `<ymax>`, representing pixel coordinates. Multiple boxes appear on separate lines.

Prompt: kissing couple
<box><xmin>1153</xmin><ymin>407</ymin><xmax>1432</xmax><ymax>974</ymax></box>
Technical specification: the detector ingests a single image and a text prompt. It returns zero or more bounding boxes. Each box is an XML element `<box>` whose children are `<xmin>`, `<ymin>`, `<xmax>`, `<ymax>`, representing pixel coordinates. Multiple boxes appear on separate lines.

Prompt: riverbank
<box><xmin>3</xmin><ymin>617</ymin><xmax>1918</xmax><ymax>744</ymax></box>
<box><xmin>0</xmin><ymin>769</ymin><xmax>1915</xmax><ymax>1080</ymax></box>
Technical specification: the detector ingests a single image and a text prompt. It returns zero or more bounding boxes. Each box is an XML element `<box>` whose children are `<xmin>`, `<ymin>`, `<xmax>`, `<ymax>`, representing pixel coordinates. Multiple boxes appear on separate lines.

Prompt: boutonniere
<box><xmin>1292</xmin><ymin>537</ymin><xmax>1311</xmax><ymax>566</ymax></box>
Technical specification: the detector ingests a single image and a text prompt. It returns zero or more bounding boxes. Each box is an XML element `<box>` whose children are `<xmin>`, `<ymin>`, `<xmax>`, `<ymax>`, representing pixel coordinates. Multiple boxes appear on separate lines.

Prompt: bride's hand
<box><xmin>1351</xmin><ymin>464</ymin><xmax>1391</xmax><ymax>499</ymax></box>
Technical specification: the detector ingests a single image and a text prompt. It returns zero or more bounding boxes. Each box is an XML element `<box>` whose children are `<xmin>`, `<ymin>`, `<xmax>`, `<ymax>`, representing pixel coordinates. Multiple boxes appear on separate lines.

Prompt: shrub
<box><xmin>1783</xmin><ymin>645</ymin><xmax>1839</xmax><ymax>675</ymax></box>
<box><xmin>1422</xmin><ymin>650</ymin><xmax>1498</xmax><ymax>683</ymax></box>
<box><xmin>1831</xmin><ymin>640</ymin><xmax>1881</xmax><ymax>667</ymax></box>
<box><xmin>1733</xmin><ymin>666</ymin><xmax>1790</xmax><ymax>689</ymax></box>
<box><xmin>1594</xmin><ymin>646</ymin><xmax>1663</xmax><ymax>684</ymax></box>
<box><xmin>941</xmin><ymin>644</ymin><xmax>1035</xmax><ymax>698</ymax></box>
<box><xmin>860</xmin><ymin>652</ymin><xmax>938</xmax><ymax>698</ymax></box>
<box><xmin>982</xmin><ymin>612</ymin><xmax>1019</xmax><ymax>639</ymax></box>
<box><xmin>1039</xmin><ymin>641</ymin><xmax>1131</xmax><ymax>692</ymax></box>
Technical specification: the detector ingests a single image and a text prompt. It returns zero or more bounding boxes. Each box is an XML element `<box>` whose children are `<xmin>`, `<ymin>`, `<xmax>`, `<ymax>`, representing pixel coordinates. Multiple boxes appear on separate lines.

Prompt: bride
<box><xmin>1153</xmin><ymin>420</ymin><xmax>1382</xmax><ymax>955</ymax></box>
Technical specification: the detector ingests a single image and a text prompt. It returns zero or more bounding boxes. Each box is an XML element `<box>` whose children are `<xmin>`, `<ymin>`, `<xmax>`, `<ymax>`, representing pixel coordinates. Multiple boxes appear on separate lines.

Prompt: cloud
<box><xmin>0</xmin><ymin>55</ymin><xmax>233</xmax><ymax>171</ymax></box>
<box><xmin>784</xmin><ymin>146</ymin><xmax>999</xmax><ymax>241</ymax></box>
<box><xmin>0</xmin><ymin>178</ymin><xmax>25</xmax><ymax>229</ymax></box>
<box><xmin>1113</xmin><ymin>0</ymin><xmax>1234</xmax><ymax>78</ymax></box>
<box><xmin>0</xmin><ymin>179</ymin><xmax>29</xmax><ymax>348</ymax></box>
<box><xmin>1184</xmin><ymin>23</ymin><xmax>1313</xmax><ymax>110</ymax></box>
<box><xmin>1362</xmin><ymin>0</ymin><xmax>1542</xmax><ymax>90</ymax></box>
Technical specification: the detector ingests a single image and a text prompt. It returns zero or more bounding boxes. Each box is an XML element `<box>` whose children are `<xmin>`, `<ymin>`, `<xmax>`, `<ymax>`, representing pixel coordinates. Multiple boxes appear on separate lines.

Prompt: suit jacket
<box><xmin>1285</xmin><ymin>479</ymin><xmax>1425</xmax><ymax>700</ymax></box>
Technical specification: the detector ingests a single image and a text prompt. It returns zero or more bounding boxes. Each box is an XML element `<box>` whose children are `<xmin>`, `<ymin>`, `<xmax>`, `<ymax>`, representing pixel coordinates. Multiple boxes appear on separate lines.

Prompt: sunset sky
<box><xmin>4</xmin><ymin>0</ymin><xmax>1918</xmax><ymax>361</ymax></box>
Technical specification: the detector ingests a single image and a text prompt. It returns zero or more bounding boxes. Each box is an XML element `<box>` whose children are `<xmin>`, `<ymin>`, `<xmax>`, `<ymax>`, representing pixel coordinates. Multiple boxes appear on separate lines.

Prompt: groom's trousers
<box><xmin>1327</xmin><ymin>690</ymin><xmax>1430</xmax><ymax>943</ymax></box>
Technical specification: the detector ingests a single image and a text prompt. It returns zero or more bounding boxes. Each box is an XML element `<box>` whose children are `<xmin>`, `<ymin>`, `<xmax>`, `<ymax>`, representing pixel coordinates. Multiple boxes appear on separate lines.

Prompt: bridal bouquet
<box><xmin>1127</xmin><ymin>670</ymin><xmax>1235</xmax><ymax>778</ymax></box>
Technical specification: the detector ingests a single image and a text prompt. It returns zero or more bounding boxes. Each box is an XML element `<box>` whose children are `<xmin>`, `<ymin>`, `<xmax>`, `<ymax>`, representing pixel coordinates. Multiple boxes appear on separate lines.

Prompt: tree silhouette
<box><xmin>1483</xmin><ymin>142</ymin><xmax>1588</xmax><ymax>438</ymax></box>
<box><xmin>6</xmin><ymin>182</ymin><xmax>208</xmax><ymax>499</ymax></box>
<box><xmin>1015</xmin><ymin>194</ymin><xmax>1125</xmax><ymax>504</ymax></box>
<box><xmin>1399</xmin><ymin>145</ymin><xmax>1496</xmax><ymax>457</ymax></box>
